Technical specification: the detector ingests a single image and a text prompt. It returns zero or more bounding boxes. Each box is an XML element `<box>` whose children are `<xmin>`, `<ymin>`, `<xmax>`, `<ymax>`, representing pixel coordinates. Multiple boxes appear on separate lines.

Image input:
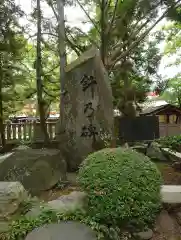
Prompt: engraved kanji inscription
<box><xmin>80</xmin><ymin>74</ymin><xmax>97</xmax><ymax>92</ymax></box>
<box><xmin>84</xmin><ymin>102</ymin><xmax>94</xmax><ymax>118</ymax></box>
<box><xmin>81</xmin><ymin>124</ymin><xmax>98</xmax><ymax>138</ymax></box>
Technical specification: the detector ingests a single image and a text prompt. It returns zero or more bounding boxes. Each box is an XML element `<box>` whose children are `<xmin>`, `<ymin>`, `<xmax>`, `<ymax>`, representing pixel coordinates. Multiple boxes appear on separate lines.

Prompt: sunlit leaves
<box><xmin>164</xmin><ymin>23</ymin><xmax>181</xmax><ymax>55</ymax></box>
<box><xmin>0</xmin><ymin>0</ymin><xmax>30</xmax><ymax>118</ymax></box>
<box><xmin>161</xmin><ymin>74</ymin><xmax>181</xmax><ymax>106</ymax></box>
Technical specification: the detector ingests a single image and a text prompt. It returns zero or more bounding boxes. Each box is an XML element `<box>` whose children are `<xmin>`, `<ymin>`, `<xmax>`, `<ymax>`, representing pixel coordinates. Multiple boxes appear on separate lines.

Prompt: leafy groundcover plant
<box><xmin>5</xmin><ymin>147</ymin><xmax>162</xmax><ymax>240</ymax></box>
<box><xmin>78</xmin><ymin>147</ymin><xmax>163</xmax><ymax>230</ymax></box>
<box><xmin>156</xmin><ymin>135</ymin><xmax>181</xmax><ymax>152</ymax></box>
<box><xmin>5</xmin><ymin>209</ymin><xmax>120</xmax><ymax>240</ymax></box>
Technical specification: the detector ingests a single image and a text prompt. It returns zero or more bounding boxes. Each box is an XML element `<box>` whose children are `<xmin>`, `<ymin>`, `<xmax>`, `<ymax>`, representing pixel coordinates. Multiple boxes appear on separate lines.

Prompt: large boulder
<box><xmin>26</xmin><ymin>191</ymin><xmax>86</xmax><ymax>218</ymax></box>
<box><xmin>48</xmin><ymin>191</ymin><xmax>86</xmax><ymax>212</ymax></box>
<box><xmin>146</xmin><ymin>142</ymin><xmax>168</xmax><ymax>161</ymax></box>
<box><xmin>162</xmin><ymin>148</ymin><xmax>181</xmax><ymax>162</ymax></box>
<box><xmin>0</xmin><ymin>181</ymin><xmax>28</xmax><ymax>234</ymax></box>
<box><xmin>13</xmin><ymin>145</ymin><xmax>31</xmax><ymax>151</ymax></box>
<box><xmin>0</xmin><ymin>149</ymin><xmax>67</xmax><ymax>195</ymax></box>
<box><xmin>0</xmin><ymin>182</ymin><xmax>27</xmax><ymax>218</ymax></box>
<box><xmin>25</xmin><ymin>222</ymin><xmax>97</xmax><ymax>240</ymax></box>
<box><xmin>131</xmin><ymin>144</ymin><xmax>147</xmax><ymax>155</ymax></box>
<box><xmin>134</xmin><ymin>229</ymin><xmax>153</xmax><ymax>240</ymax></box>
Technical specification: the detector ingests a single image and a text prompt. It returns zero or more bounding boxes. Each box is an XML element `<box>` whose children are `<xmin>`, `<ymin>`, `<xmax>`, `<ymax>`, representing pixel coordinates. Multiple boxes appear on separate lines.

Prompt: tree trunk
<box><xmin>177</xmin><ymin>95</ymin><xmax>181</xmax><ymax>109</ymax></box>
<box><xmin>36</xmin><ymin>0</ymin><xmax>49</xmax><ymax>144</ymax></box>
<box><xmin>56</xmin><ymin>0</ymin><xmax>66</xmax><ymax>125</ymax></box>
<box><xmin>100</xmin><ymin>0</ymin><xmax>117</xmax><ymax>147</ymax></box>
<box><xmin>0</xmin><ymin>59</ymin><xmax>6</xmax><ymax>148</ymax></box>
<box><xmin>100</xmin><ymin>0</ymin><xmax>106</xmax><ymax>65</ymax></box>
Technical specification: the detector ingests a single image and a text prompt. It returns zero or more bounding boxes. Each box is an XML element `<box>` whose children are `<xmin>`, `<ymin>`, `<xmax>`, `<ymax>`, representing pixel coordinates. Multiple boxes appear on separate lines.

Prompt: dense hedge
<box><xmin>156</xmin><ymin>135</ymin><xmax>181</xmax><ymax>151</ymax></box>
<box><xmin>78</xmin><ymin>147</ymin><xmax>162</xmax><ymax>230</ymax></box>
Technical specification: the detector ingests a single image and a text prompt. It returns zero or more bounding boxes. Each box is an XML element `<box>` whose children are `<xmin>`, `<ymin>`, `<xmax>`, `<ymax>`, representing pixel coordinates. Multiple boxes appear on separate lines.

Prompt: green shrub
<box><xmin>156</xmin><ymin>135</ymin><xmax>181</xmax><ymax>151</ymax></box>
<box><xmin>6</xmin><ymin>209</ymin><xmax>121</xmax><ymax>240</ymax></box>
<box><xmin>78</xmin><ymin>147</ymin><xmax>162</xmax><ymax>230</ymax></box>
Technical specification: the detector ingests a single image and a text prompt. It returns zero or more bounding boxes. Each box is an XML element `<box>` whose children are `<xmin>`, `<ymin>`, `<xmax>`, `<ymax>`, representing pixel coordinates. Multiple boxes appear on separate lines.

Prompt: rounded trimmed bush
<box><xmin>78</xmin><ymin>147</ymin><xmax>162</xmax><ymax>229</ymax></box>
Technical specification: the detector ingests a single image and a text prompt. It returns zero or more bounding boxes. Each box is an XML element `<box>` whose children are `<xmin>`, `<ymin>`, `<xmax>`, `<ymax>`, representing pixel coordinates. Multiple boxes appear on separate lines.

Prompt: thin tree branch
<box><xmin>45</xmin><ymin>100</ymin><xmax>52</xmax><ymax>120</ymax></box>
<box><xmin>100</xmin><ymin>0</ymin><xmax>106</xmax><ymax>64</ymax></box>
<box><xmin>65</xmin><ymin>35</ymin><xmax>82</xmax><ymax>56</ymax></box>
<box><xmin>43</xmin><ymin>74</ymin><xmax>60</xmax><ymax>85</ymax></box>
<box><xmin>110</xmin><ymin>0</ymin><xmax>163</xmax><ymax>62</ymax></box>
<box><xmin>132</xmin><ymin>0</ymin><xmax>163</xmax><ymax>29</ymax></box>
<box><xmin>109</xmin><ymin>0</ymin><xmax>181</xmax><ymax>69</ymax></box>
<box><xmin>43</xmin><ymin>87</ymin><xmax>59</xmax><ymax>98</ymax></box>
<box><xmin>42</xmin><ymin>32</ymin><xmax>58</xmax><ymax>38</ymax></box>
<box><xmin>46</xmin><ymin>0</ymin><xmax>58</xmax><ymax>21</ymax></box>
<box><xmin>73</xmin><ymin>27</ymin><xmax>99</xmax><ymax>48</ymax></box>
<box><xmin>76</xmin><ymin>0</ymin><xmax>100</xmax><ymax>34</ymax></box>
<box><xmin>41</xmin><ymin>68</ymin><xmax>60</xmax><ymax>84</ymax></box>
<box><xmin>25</xmin><ymin>89</ymin><xmax>37</xmax><ymax>99</ymax></box>
<box><xmin>107</xmin><ymin>0</ymin><xmax>119</xmax><ymax>38</ymax></box>
<box><xmin>28</xmin><ymin>32</ymin><xmax>58</xmax><ymax>39</ymax></box>
<box><xmin>41</xmin><ymin>37</ymin><xmax>57</xmax><ymax>53</ymax></box>
<box><xmin>114</xmin><ymin>17</ymin><xmax>167</xmax><ymax>63</ymax></box>
<box><xmin>44</xmin><ymin>64</ymin><xmax>59</xmax><ymax>75</ymax></box>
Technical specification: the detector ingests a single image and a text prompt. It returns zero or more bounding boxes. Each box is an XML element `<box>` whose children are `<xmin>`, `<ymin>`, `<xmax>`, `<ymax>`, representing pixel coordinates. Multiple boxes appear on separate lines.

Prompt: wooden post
<box><xmin>23</xmin><ymin>123</ymin><xmax>27</xmax><ymax>141</ymax></box>
<box><xmin>48</xmin><ymin>122</ymin><xmax>53</xmax><ymax>140</ymax></box>
<box><xmin>7</xmin><ymin>122</ymin><xmax>11</xmax><ymax>141</ymax></box>
<box><xmin>18</xmin><ymin>123</ymin><xmax>22</xmax><ymax>141</ymax></box>
<box><xmin>12</xmin><ymin>124</ymin><xmax>16</xmax><ymax>140</ymax></box>
<box><xmin>28</xmin><ymin>122</ymin><xmax>33</xmax><ymax>141</ymax></box>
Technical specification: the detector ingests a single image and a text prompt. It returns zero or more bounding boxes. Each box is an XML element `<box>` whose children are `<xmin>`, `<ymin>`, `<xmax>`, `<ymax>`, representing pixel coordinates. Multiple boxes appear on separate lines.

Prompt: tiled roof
<box><xmin>140</xmin><ymin>105</ymin><xmax>169</xmax><ymax>115</ymax></box>
<box><xmin>140</xmin><ymin>102</ymin><xmax>181</xmax><ymax>115</ymax></box>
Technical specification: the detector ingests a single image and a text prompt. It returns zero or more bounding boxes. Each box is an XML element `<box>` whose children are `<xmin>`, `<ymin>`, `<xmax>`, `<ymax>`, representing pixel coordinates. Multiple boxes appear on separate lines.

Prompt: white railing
<box><xmin>3</xmin><ymin>122</ymin><xmax>56</xmax><ymax>142</ymax></box>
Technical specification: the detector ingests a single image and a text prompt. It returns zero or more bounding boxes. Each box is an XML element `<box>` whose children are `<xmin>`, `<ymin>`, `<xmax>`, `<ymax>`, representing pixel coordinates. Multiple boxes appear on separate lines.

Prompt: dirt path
<box><xmin>152</xmin><ymin>210</ymin><xmax>181</xmax><ymax>240</ymax></box>
<box><xmin>156</xmin><ymin>163</ymin><xmax>181</xmax><ymax>185</ymax></box>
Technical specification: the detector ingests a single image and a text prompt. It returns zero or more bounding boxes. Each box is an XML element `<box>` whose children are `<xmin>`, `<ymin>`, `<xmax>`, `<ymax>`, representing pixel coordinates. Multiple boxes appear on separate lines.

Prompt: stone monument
<box><xmin>56</xmin><ymin>47</ymin><xmax>113</xmax><ymax>171</ymax></box>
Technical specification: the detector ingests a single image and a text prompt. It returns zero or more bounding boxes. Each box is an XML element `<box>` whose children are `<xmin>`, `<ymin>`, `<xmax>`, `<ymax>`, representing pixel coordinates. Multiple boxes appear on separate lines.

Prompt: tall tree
<box><xmin>28</xmin><ymin>0</ymin><xmax>181</xmax><ymax>117</ymax></box>
<box><xmin>0</xmin><ymin>0</ymin><xmax>27</xmax><ymax>147</ymax></box>
<box><xmin>56</xmin><ymin>0</ymin><xmax>67</xmax><ymax>132</ymax></box>
<box><xmin>0</xmin><ymin>56</ymin><xmax>4</xmax><ymax>147</ymax></box>
<box><xmin>22</xmin><ymin>1</ymin><xmax>62</xmax><ymax>118</ymax></box>
<box><xmin>62</xmin><ymin>0</ymin><xmax>181</xmax><ymax>116</ymax></box>
<box><xmin>67</xmin><ymin>0</ymin><xmax>181</xmax><ymax>68</ymax></box>
<box><xmin>36</xmin><ymin>0</ymin><xmax>49</xmax><ymax>143</ymax></box>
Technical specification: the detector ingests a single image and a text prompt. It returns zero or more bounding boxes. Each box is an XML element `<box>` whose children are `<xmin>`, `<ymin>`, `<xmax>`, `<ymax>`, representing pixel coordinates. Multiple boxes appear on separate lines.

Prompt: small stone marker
<box><xmin>25</xmin><ymin>221</ymin><xmax>97</xmax><ymax>240</ymax></box>
<box><xmin>56</xmin><ymin>47</ymin><xmax>114</xmax><ymax>171</ymax></box>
